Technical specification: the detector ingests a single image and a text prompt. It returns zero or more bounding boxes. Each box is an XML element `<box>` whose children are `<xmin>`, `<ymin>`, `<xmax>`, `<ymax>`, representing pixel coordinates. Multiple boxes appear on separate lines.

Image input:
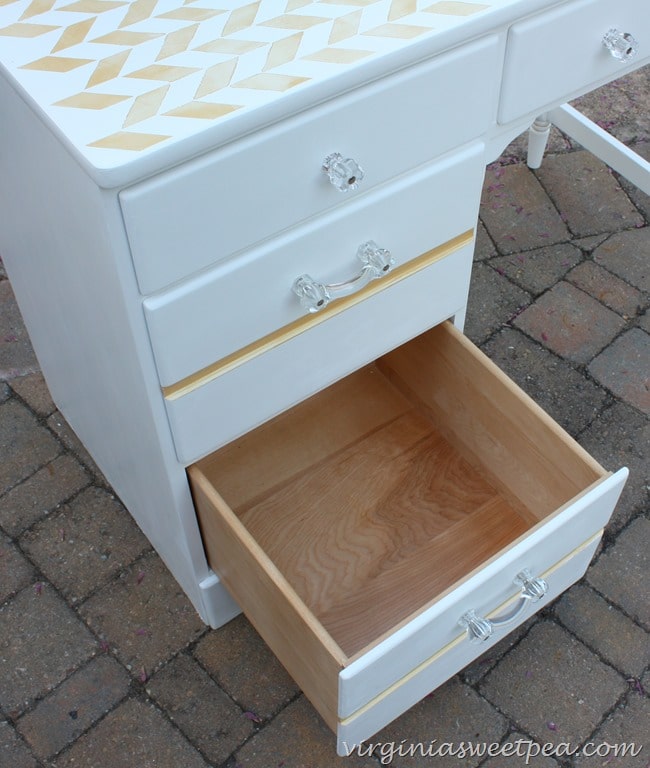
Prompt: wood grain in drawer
<box><xmin>188</xmin><ymin>322</ymin><xmax>627</xmax><ymax>746</ymax></box>
<box><xmin>120</xmin><ymin>36</ymin><xmax>500</xmax><ymax>294</ymax></box>
<box><xmin>499</xmin><ymin>0</ymin><xmax>650</xmax><ymax>124</ymax></box>
<box><xmin>144</xmin><ymin>143</ymin><xmax>484</xmax><ymax>390</ymax></box>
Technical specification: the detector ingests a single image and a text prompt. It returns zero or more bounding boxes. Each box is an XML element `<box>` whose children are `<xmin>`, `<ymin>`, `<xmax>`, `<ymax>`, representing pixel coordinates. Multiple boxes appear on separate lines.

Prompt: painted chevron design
<box><xmin>0</xmin><ymin>0</ymin><xmax>504</xmax><ymax>167</ymax></box>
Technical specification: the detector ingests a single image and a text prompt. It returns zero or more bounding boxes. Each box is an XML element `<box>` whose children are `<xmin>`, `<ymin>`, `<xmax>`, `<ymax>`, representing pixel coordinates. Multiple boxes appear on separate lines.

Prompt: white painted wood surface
<box><xmin>144</xmin><ymin>144</ymin><xmax>484</xmax><ymax>387</ymax></box>
<box><xmin>526</xmin><ymin>113</ymin><xmax>552</xmax><ymax>168</ymax></box>
<box><xmin>499</xmin><ymin>0</ymin><xmax>650</xmax><ymax>123</ymax></box>
<box><xmin>337</xmin><ymin>532</ymin><xmax>603</xmax><ymax>754</ymax></box>
<box><xmin>121</xmin><ymin>37</ymin><xmax>499</xmax><ymax>294</ymax></box>
<box><xmin>0</xmin><ymin>0</ymin><xmax>569</xmax><ymax>186</ymax></box>
<box><xmin>164</xmin><ymin>241</ymin><xmax>475</xmax><ymax>463</ymax></box>
<box><xmin>0</xmin><ymin>73</ymin><xmax>237</xmax><ymax>628</ymax></box>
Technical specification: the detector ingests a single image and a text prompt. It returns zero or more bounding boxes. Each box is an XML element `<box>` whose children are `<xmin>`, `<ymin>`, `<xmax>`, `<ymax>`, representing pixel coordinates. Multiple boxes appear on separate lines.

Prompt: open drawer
<box><xmin>188</xmin><ymin>322</ymin><xmax>627</xmax><ymax>754</ymax></box>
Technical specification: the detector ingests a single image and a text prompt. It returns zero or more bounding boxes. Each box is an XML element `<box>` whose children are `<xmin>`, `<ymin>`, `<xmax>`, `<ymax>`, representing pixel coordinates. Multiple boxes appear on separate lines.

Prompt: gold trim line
<box><xmin>337</xmin><ymin>529</ymin><xmax>603</xmax><ymax>727</ymax></box>
<box><xmin>163</xmin><ymin>229</ymin><xmax>474</xmax><ymax>400</ymax></box>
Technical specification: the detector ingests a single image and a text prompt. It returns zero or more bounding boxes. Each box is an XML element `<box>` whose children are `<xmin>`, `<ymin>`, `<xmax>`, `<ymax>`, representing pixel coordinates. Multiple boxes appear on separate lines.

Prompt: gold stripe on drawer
<box><xmin>162</xmin><ymin>229</ymin><xmax>474</xmax><ymax>400</ymax></box>
<box><xmin>338</xmin><ymin>529</ymin><xmax>604</xmax><ymax>727</ymax></box>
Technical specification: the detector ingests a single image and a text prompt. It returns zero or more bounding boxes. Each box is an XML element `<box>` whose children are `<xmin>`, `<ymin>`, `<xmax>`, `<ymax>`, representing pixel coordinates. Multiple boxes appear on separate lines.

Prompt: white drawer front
<box><xmin>120</xmin><ymin>36</ymin><xmax>499</xmax><ymax>294</ymax></box>
<box><xmin>337</xmin><ymin>531</ymin><xmax>605</xmax><ymax>755</ymax></box>
<box><xmin>499</xmin><ymin>0</ymin><xmax>650</xmax><ymax>124</ymax></box>
<box><xmin>144</xmin><ymin>144</ymin><xmax>485</xmax><ymax>390</ymax></box>
<box><xmin>337</xmin><ymin>468</ymin><xmax>627</xmax><ymax>720</ymax></box>
<box><xmin>166</xmin><ymin>242</ymin><xmax>475</xmax><ymax>464</ymax></box>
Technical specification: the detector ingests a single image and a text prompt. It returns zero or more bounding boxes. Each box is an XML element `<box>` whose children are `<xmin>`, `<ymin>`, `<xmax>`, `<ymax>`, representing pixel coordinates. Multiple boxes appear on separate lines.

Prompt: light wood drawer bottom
<box><xmin>188</xmin><ymin>322</ymin><xmax>627</xmax><ymax>749</ymax></box>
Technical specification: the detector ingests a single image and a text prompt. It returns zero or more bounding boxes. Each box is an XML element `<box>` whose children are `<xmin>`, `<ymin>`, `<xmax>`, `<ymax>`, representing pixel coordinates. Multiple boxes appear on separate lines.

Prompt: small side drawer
<box><xmin>120</xmin><ymin>35</ymin><xmax>500</xmax><ymax>294</ymax></box>
<box><xmin>188</xmin><ymin>322</ymin><xmax>627</xmax><ymax>752</ymax></box>
<box><xmin>499</xmin><ymin>0</ymin><xmax>650</xmax><ymax>124</ymax></box>
<box><xmin>144</xmin><ymin>143</ymin><xmax>485</xmax><ymax>390</ymax></box>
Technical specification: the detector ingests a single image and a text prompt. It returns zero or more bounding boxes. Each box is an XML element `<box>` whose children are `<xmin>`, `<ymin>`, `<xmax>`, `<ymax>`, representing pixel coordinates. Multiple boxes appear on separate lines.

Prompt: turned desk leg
<box><xmin>526</xmin><ymin>104</ymin><xmax>650</xmax><ymax>195</ymax></box>
<box><xmin>527</xmin><ymin>112</ymin><xmax>551</xmax><ymax>168</ymax></box>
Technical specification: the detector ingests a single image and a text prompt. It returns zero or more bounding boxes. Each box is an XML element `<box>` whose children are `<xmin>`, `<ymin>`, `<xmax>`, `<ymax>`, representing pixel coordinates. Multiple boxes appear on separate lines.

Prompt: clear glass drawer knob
<box><xmin>322</xmin><ymin>153</ymin><xmax>364</xmax><ymax>192</ymax></box>
<box><xmin>603</xmin><ymin>29</ymin><xmax>639</xmax><ymax>61</ymax></box>
<box><xmin>292</xmin><ymin>240</ymin><xmax>394</xmax><ymax>313</ymax></box>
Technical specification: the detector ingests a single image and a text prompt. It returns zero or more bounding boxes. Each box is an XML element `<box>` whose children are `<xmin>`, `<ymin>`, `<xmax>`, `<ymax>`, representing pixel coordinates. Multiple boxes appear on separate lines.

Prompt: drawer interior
<box><xmin>189</xmin><ymin>322</ymin><xmax>606</xmax><ymax>721</ymax></box>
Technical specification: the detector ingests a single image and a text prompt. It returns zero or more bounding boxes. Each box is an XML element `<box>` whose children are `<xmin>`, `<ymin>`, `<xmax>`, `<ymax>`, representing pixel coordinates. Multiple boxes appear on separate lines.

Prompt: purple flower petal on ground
<box><xmin>627</xmin><ymin>677</ymin><xmax>645</xmax><ymax>695</ymax></box>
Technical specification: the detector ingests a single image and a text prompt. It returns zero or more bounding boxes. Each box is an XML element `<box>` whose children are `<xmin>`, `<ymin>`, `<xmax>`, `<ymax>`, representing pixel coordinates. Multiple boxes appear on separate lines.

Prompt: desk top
<box><xmin>0</xmin><ymin>0</ymin><xmax>545</xmax><ymax>183</ymax></box>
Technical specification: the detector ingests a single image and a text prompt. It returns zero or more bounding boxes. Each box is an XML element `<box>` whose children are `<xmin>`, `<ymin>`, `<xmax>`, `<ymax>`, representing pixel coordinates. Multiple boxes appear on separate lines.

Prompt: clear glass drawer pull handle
<box><xmin>322</xmin><ymin>152</ymin><xmax>364</xmax><ymax>192</ymax></box>
<box><xmin>459</xmin><ymin>569</ymin><xmax>548</xmax><ymax>643</ymax></box>
<box><xmin>603</xmin><ymin>29</ymin><xmax>638</xmax><ymax>62</ymax></box>
<box><xmin>292</xmin><ymin>241</ymin><xmax>394</xmax><ymax>313</ymax></box>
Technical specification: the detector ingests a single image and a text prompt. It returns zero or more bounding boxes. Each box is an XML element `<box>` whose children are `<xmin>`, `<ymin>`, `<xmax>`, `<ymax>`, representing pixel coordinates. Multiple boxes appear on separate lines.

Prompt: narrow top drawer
<box><xmin>120</xmin><ymin>36</ymin><xmax>499</xmax><ymax>294</ymax></box>
<box><xmin>499</xmin><ymin>0</ymin><xmax>650</xmax><ymax>124</ymax></box>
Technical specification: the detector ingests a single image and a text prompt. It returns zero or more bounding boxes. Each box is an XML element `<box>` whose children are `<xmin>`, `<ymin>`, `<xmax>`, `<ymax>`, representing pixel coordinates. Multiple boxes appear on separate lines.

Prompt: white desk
<box><xmin>0</xmin><ymin>0</ymin><xmax>646</xmax><ymax>752</ymax></box>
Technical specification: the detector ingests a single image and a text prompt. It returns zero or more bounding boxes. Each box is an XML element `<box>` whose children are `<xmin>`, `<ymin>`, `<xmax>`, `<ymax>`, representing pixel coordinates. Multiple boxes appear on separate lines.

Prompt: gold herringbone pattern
<box><xmin>0</xmin><ymin>0</ymin><xmax>492</xmax><ymax>160</ymax></box>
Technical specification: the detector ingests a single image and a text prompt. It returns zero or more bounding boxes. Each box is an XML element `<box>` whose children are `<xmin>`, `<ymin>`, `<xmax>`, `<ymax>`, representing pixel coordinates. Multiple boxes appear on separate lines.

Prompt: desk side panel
<box><xmin>0</xmin><ymin>72</ymin><xmax>228</xmax><ymax>624</ymax></box>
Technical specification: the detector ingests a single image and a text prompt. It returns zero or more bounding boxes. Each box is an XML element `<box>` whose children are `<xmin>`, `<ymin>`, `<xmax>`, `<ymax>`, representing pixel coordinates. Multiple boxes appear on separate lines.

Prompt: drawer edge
<box><xmin>162</xmin><ymin>230</ymin><xmax>474</xmax><ymax>401</ymax></box>
<box><xmin>189</xmin><ymin>466</ymin><xmax>346</xmax><ymax>729</ymax></box>
<box><xmin>338</xmin><ymin>466</ymin><xmax>628</xmax><ymax>716</ymax></box>
<box><xmin>336</xmin><ymin>531</ymin><xmax>603</xmax><ymax>755</ymax></box>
